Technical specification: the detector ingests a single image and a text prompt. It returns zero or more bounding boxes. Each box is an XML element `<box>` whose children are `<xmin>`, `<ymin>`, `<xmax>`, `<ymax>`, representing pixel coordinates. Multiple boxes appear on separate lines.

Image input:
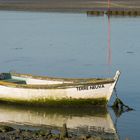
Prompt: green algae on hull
<box><xmin>0</xmin><ymin>97</ymin><xmax>107</xmax><ymax>107</ymax></box>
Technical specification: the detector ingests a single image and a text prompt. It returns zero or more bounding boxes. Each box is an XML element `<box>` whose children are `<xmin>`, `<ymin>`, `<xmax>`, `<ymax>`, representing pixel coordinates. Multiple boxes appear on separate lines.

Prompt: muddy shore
<box><xmin>0</xmin><ymin>123</ymin><xmax>117</xmax><ymax>140</ymax></box>
<box><xmin>0</xmin><ymin>0</ymin><xmax>140</xmax><ymax>12</ymax></box>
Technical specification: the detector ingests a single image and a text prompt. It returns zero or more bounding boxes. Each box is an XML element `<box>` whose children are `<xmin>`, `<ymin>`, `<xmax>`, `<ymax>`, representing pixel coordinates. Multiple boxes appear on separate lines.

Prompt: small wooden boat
<box><xmin>0</xmin><ymin>70</ymin><xmax>120</xmax><ymax>106</ymax></box>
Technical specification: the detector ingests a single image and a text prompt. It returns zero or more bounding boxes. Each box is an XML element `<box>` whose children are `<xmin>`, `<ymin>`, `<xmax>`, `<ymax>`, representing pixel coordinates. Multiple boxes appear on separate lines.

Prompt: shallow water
<box><xmin>0</xmin><ymin>11</ymin><xmax>140</xmax><ymax>139</ymax></box>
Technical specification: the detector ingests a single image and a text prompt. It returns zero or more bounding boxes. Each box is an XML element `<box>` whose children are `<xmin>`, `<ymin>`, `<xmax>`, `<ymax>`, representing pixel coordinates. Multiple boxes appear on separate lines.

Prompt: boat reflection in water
<box><xmin>0</xmin><ymin>104</ymin><xmax>119</xmax><ymax>139</ymax></box>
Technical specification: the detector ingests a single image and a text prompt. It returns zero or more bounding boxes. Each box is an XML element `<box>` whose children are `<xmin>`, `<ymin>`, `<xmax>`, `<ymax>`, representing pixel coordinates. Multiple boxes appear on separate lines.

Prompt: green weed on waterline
<box><xmin>0</xmin><ymin>98</ymin><xmax>107</xmax><ymax>107</ymax></box>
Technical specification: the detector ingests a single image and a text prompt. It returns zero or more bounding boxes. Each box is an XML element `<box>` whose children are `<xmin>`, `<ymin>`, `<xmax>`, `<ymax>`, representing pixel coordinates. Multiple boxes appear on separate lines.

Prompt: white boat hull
<box><xmin>0</xmin><ymin>71</ymin><xmax>120</xmax><ymax>106</ymax></box>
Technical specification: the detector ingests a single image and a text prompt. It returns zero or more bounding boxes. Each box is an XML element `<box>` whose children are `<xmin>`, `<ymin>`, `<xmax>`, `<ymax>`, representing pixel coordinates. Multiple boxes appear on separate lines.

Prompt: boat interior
<box><xmin>0</xmin><ymin>73</ymin><xmax>26</xmax><ymax>84</ymax></box>
<box><xmin>0</xmin><ymin>72</ymin><xmax>115</xmax><ymax>88</ymax></box>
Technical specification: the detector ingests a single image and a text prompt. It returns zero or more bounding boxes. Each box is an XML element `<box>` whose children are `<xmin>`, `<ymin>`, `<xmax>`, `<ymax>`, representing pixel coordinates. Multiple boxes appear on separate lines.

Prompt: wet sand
<box><xmin>0</xmin><ymin>0</ymin><xmax>140</xmax><ymax>12</ymax></box>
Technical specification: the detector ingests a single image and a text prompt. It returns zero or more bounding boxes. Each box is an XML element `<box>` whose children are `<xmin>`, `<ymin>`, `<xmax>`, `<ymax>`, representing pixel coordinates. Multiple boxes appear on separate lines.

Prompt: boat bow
<box><xmin>113</xmin><ymin>70</ymin><xmax>121</xmax><ymax>89</ymax></box>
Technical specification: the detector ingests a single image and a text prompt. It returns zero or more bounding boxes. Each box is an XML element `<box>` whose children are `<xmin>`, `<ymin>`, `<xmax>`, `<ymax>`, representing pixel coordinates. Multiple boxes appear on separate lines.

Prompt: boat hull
<box><xmin>0</xmin><ymin>71</ymin><xmax>120</xmax><ymax>106</ymax></box>
<box><xmin>0</xmin><ymin>82</ymin><xmax>114</xmax><ymax>106</ymax></box>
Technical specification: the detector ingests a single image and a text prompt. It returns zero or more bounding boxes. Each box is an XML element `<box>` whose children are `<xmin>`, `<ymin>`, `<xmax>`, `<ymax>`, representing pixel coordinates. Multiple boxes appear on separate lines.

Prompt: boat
<box><xmin>0</xmin><ymin>104</ymin><xmax>119</xmax><ymax>140</ymax></box>
<box><xmin>0</xmin><ymin>70</ymin><xmax>120</xmax><ymax>106</ymax></box>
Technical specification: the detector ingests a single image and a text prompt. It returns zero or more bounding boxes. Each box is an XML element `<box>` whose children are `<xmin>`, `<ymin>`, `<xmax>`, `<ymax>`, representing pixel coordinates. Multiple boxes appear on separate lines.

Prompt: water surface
<box><xmin>0</xmin><ymin>11</ymin><xmax>140</xmax><ymax>139</ymax></box>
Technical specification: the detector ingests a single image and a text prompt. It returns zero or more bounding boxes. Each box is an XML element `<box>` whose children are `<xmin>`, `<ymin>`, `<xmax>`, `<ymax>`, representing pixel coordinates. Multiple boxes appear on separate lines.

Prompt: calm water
<box><xmin>0</xmin><ymin>11</ymin><xmax>140</xmax><ymax>139</ymax></box>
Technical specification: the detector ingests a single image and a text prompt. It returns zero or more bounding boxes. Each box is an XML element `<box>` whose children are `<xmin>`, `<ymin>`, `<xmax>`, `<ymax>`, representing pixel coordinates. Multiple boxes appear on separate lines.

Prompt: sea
<box><xmin>0</xmin><ymin>11</ymin><xmax>140</xmax><ymax>139</ymax></box>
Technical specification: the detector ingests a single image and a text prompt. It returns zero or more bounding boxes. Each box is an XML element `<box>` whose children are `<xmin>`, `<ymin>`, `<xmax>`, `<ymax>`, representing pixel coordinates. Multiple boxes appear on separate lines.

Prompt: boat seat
<box><xmin>2</xmin><ymin>79</ymin><xmax>26</xmax><ymax>84</ymax></box>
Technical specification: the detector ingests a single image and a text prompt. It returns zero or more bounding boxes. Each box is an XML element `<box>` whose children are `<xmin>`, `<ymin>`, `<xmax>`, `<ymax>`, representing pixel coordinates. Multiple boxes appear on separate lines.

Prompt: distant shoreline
<box><xmin>0</xmin><ymin>0</ymin><xmax>140</xmax><ymax>12</ymax></box>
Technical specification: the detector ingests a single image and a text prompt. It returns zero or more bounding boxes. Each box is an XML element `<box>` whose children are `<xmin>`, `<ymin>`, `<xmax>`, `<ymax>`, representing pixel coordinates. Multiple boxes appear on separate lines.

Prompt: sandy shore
<box><xmin>0</xmin><ymin>0</ymin><xmax>140</xmax><ymax>12</ymax></box>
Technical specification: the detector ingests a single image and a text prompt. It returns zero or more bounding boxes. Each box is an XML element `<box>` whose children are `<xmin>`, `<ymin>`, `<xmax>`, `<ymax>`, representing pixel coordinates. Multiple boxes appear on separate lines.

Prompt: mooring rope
<box><xmin>112</xmin><ymin>97</ymin><xmax>134</xmax><ymax>111</ymax></box>
<box><xmin>112</xmin><ymin>89</ymin><xmax>134</xmax><ymax>112</ymax></box>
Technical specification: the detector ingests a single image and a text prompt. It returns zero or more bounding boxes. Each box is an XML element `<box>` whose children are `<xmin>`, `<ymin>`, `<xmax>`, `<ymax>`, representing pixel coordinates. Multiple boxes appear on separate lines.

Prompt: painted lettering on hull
<box><xmin>76</xmin><ymin>85</ymin><xmax>105</xmax><ymax>91</ymax></box>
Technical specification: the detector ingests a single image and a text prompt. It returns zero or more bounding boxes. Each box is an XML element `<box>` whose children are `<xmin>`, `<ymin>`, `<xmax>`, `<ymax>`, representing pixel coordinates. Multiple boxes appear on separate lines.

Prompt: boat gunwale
<box><xmin>0</xmin><ymin>79</ymin><xmax>115</xmax><ymax>89</ymax></box>
<box><xmin>11</xmin><ymin>72</ymin><xmax>111</xmax><ymax>82</ymax></box>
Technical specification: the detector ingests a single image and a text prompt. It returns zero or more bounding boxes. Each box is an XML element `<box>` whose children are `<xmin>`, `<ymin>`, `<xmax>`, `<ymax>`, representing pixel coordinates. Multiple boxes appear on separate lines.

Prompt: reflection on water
<box><xmin>107</xmin><ymin>15</ymin><xmax>112</xmax><ymax>66</ymax></box>
<box><xmin>0</xmin><ymin>104</ymin><xmax>119</xmax><ymax>139</ymax></box>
